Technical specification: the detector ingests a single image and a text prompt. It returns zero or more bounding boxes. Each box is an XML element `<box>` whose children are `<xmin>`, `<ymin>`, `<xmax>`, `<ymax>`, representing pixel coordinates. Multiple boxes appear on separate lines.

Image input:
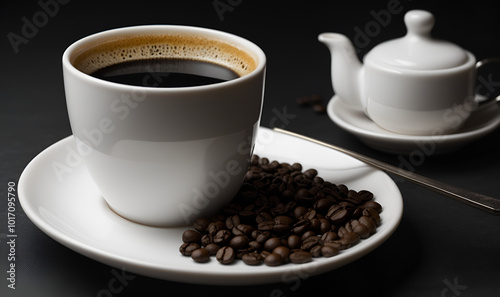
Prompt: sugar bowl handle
<box><xmin>476</xmin><ymin>57</ymin><xmax>500</xmax><ymax>107</ymax></box>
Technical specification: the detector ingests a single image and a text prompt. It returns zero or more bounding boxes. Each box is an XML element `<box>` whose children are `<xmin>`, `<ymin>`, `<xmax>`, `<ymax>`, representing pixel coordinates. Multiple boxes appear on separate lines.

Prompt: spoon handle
<box><xmin>273</xmin><ymin>128</ymin><xmax>500</xmax><ymax>215</ymax></box>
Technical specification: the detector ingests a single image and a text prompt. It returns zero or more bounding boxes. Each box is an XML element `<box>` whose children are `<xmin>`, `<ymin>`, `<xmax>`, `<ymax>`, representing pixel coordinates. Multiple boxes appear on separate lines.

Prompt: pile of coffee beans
<box><xmin>179</xmin><ymin>155</ymin><xmax>382</xmax><ymax>266</ymax></box>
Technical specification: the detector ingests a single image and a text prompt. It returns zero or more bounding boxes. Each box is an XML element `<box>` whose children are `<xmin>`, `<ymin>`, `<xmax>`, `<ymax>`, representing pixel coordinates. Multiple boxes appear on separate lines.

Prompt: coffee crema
<box><xmin>72</xmin><ymin>34</ymin><xmax>257</xmax><ymax>80</ymax></box>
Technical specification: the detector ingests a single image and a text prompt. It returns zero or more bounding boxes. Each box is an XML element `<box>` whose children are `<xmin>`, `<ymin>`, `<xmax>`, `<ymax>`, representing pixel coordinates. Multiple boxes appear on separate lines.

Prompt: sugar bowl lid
<box><xmin>365</xmin><ymin>10</ymin><xmax>470</xmax><ymax>70</ymax></box>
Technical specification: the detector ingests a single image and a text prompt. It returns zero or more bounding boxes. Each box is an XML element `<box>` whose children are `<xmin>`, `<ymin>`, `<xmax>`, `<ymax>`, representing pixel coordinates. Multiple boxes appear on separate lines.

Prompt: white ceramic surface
<box><xmin>18</xmin><ymin>127</ymin><xmax>403</xmax><ymax>285</ymax></box>
<box><xmin>327</xmin><ymin>95</ymin><xmax>500</xmax><ymax>155</ymax></box>
<box><xmin>319</xmin><ymin>10</ymin><xmax>482</xmax><ymax>135</ymax></box>
<box><xmin>62</xmin><ymin>25</ymin><xmax>266</xmax><ymax>226</ymax></box>
<box><xmin>366</xmin><ymin>10</ymin><xmax>469</xmax><ymax>70</ymax></box>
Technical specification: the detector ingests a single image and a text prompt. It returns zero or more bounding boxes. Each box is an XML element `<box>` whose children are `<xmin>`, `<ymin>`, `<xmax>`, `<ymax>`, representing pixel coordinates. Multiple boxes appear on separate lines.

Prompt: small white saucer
<box><xmin>327</xmin><ymin>95</ymin><xmax>500</xmax><ymax>154</ymax></box>
<box><xmin>18</xmin><ymin>127</ymin><xmax>402</xmax><ymax>285</ymax></box>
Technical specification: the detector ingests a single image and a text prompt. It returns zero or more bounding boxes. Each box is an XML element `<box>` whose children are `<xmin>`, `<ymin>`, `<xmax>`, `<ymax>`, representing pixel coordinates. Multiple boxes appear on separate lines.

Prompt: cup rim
<box><xmin>62</xmin><ymin>25</ymin><xmax>266</xmax><ymax>92</ymax></box>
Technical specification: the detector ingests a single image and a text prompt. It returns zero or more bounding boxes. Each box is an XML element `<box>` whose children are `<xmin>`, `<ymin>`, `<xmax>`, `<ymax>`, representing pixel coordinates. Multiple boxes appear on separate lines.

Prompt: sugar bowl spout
<box><xmin>318</xmin><ymin>33</ymin><xmax>364</xmax><ymax>110</ymax></box>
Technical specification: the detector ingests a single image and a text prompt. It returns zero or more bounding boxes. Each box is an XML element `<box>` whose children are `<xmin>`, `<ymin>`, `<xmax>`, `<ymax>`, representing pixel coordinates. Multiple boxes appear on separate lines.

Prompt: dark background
<box><xmin>2</xmin><ymin>0</ymin><xmax>500</xmax><ymax>296</ymax></box>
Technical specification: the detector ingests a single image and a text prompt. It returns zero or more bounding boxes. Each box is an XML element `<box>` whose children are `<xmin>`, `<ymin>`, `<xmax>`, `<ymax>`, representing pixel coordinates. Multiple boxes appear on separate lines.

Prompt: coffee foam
<box><xmin>72</xmin><ymin>34</ymin><xmax>257</xmax><ymax>77</ymax></box>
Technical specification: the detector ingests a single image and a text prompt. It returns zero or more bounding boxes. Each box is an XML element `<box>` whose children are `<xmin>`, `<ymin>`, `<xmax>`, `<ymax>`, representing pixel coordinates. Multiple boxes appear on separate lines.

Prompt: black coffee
<box><xmin>91</xmin><ymin>58</ymin><xmax>240</xmax><ymax>87</ymax></box>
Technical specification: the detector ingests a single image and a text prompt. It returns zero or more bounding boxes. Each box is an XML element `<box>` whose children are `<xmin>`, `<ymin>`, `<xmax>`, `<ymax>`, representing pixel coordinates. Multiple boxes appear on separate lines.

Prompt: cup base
<box><xmin>105</xmin><ymin>200</ymin><xmax>193</xmax><ymax>228</ymax></box>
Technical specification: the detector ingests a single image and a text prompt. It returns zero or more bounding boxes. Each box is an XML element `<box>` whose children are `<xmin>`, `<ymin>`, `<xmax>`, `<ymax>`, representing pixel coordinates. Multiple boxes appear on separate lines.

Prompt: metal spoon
<box><xmin>273</xmin><ymin>127</ymin><xmax>500</xmax><ymax>215</ymax></box>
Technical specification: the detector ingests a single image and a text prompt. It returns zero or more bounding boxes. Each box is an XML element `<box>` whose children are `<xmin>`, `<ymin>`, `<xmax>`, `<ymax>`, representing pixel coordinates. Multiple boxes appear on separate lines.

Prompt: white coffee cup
<box><xmin>62</xmin><ymin>25</ymin><xmax>266</xmax><ymax>226</ymax></box>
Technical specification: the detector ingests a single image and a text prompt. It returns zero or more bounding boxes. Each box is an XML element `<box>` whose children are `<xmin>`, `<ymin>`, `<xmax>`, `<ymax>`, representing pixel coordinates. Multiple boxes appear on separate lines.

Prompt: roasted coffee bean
<box><xmin>326</xmin><ymin>205</ymin><xmax>341</xmax><ymax>217</ymax></box>
<box><xmin>323</xmin><ymin>241</ymin><xmax>346</xmax><ymax>251</ymax></box>
<box><xmin>292</xmin><ymin>219</ymin><xmax>311</xmax><ymax>235</ymax></box>
<box><xmin>272</xmin><ymin>246</ymin><xmax>291</xmax><ymax>261</ymax></box>
<box><xmin>301</xmin><ymin>230</ymin><xmax>316</xmax><ymax>241</ymax></box>
<box><xmin>201</xmin><ymin>234</ymin><xmax>213</xmax><ymax>246</ymax></box>
<box><xmin>253</xmin><ymin>230</ymin><xmax>271</xmax><ymax>244</ymax></box>
<box><xmin>314</xmin><ymin>198</ymin><xmax>332</xmax><ymax>214</ymax></box>
<box><xmin>264</xmin><ymin>237</ymin><xmax>282</xmax><ymax>252</ymax></box>
<box><xmin>259</xmin><ymin>157</ymin><xmax>269</xmax><ymax>165</ymax></box>
<box><xmin>260</xmin><ymin>250</ymin><xmax>271</xmax><ymax>258</ymax></box>
<box><xmin>318</xmin><ymin>219</ymin><xmax>332</xmax><ymax>234</ymax></box>
<box><xmin>312</xmin><ymin>103</ymin><xmax>327</xmax><ymax>114</ymax></box>
<box><xmin>352</xmin><ymin>207</ymin><xmax>364</xmax><ymax>219</ymax></box>
<box><xmin>310</xmin><ymin>218</ymin><xmax>321</xmax><ymax>232</ymax></box>
<box><xmin>363</xmin><ymin>208</ymin><xmax>381</xmax><ymax>226</ymax></box>
<box><xmin>342</xmin><ymin>231</ymin><xmax>360</xmax><ymax>245</ymax></box>
<box><xmin>296</xmin><ymin>94</ymin><xmax>322</xmax><ymax>106</ymax></box>
<box><xmin>204</xmin><ymin>243</ymin><xmax>220</xmax><ymax>255</ymax></box>
<box><xmin>271</xmin><ymin>202</ymin><xmax>288</xmax><ymax>216</ymax></box>
<box><xmin>216</xmin><ymin>246</ymin><xmax>235</xmax><ymax>264</ymax></box>
<box><xmin>213</xmin><ymin>229</ymin><xmax>231</xmax><ymax>246</ymax></box>
<box><xmin>327</xmin><ymin>206</ymin><xmax>350</xmax><ymax>225</ymax></box>
<box><xmin>321</xmin><ymin>245</ymin><xmax>339</xmax><ymax>258</ymax></box>
<box><xmin>344</xmin><ymin>220</ymin><xmax>355</xmax><ymax>232</ymax></box>
<box><xmin>242</xmin><ymin>253</ymin><xmax>263</xmax><ymax>265</ymax></box>
<box><xmin>230</xmin><ymin>235</ymin><xmax>249</xmax><ymax>250</ymax></box>
<box><xmin>300</xmin><ymin>209</ymin><xmax>317</xmax><ymax>221</ymax></box>
<box><xmin>353</xmin><ymin>223</ymin><xmax>370</xmax><ymax>239</ymax></box>
<box><xmin>346</xmin><ymin>220</ymin><xmax>370</xmax><ymax>239</ymax></box>
<box><xmin>273</xmin><ymin>223</ymin><xmax>291</xmax><ymax>236</ymax></box>
<box><xmin>321</xmin><ymin>231</ymin><xmax>338</xmax><ymax>242</ymax></box>
<box><xmin>339</xmin><ymin>201</ymin><xmax>356</xmax><ymax>210</ymax></box>
<box><xmin>274</xmin><ymin>215</ymin><xmax>293</xmax><ymax>226</ymax></box>
<box><xmin>208</xmin><ymin>221</ymin><xmax>226</xmax><ymax>236</ymax></box>
<box><xmin>357</xmin><ymin>190</ymin><xmax>374</xmax><ymax>202</ymax></box>
<box><xmin>248</xmin><ymin>241</ymin><xmax>262</xmax><ymax>252</ymax></box>
<box><xmin>264</xmin><ymin>253</ymin><xmax>284</xmax><ymax>266</ymax></box>
<box><xmin>281</xmin><ymin>189</ymin><xmax>295</xmax><ymax>200</ymax></box>
<box><xmin>258</xmin><ymin>220</ymin><xmax>275</xmax><ymax>231</ymax></box>
<box><xmin>289</xmin><ymin>251</ymin><xmax>312</xmax><ymax>264</ymax></box>
<box><xmin>346</xmin><ymin>190</ymin><xmax>364</xmax><ymax>205</ymax></box>
<box><xmin>225</xmin><ymin>215</ymin><xmax>240</xmax><ymax>229</ymax></box>
<box><xmin>179</xmin><ymin>243</ymin><xmax>200</xmax><ymax>256</ymax></box>
<box><xmin>296</xmin><ymin>188</ymin><xmax>311</xmax><ymax>197</ymax></box>
<box><xmin>337</xmin><ymin>184</ymin><xmax>349</xmax><ymax>197</ymax></box>
<box><xmin>193</xmin><ymin>218</ymin><xmax>210</xmax><ymax>233</ymax></box>
<box><xmin>313</xmin><ymin>176</ymin><xmax>324</xmax><ymax>184</ymax></box>
<box><xmin>361</xmin><ymin>200</ymin><xmax>382</xmax><ymax>213</ymax></box>
<box><xmin>182</xmin><ymin>230</ymin><xmax>202</xmax><ymax>243</ymax></box>
<box><xmin>237</xmin><ymin>247</ymin><xmax>255</xmax><ymax>259</ymax></box>
<box><xmin>309</xmin><ymin>186</ymin><xmax>323</xmax><ymax>197</ymax></box>
<box><xmin>359</xmin><ymin>215</ymin><xmax>377</xmax><ymax>235</ymax></box>
<box><xmin>337</xmin><ymin>238</ymin><xmax>352</xmax><ymax>249</ymax></box>
<box><xmin>337</xmin><ymin>226</ymin><xmax>348</xmax><ymax>238</ymax></box>
<box><xmin>310</xmin><ymin>245</ymin><xmax>322</xmax><ymax>257</ymax></box>
<box><xmin>291</xmin><ymin>162</ymin><xmax>302</xmax><ymax>171</ymax></box>
<box><xmin>303</xmin><ymin>169</ymin><xmax>318</xmax><ymax>179</ymax></box>
<box><xmin>255</xmin><ymin>212</ymin><xmax>273</xmax><ymax>224</ymax></box>
<box><xmin>233</xmin><ymin>224</ymin><xmax>255</xmax><ymax>237</ymax></box>
<box><xmin>293</xmin><ymin>206</ymin><xmax>308</xmax><ymax>219</ymax></box>
<box><xmin>301</xmin><ymin>236</ymin><xmax>322</xmax><ymax>251</ymax></box>
<box><xmin>191</xmin><ymin>248</ymin><xmax>210</xmax><ymax>263</ymax></box>
<box><xmin>238</xmin><ymin>209</ymin><xmax>256</xmax><ymax>223</ymax></box>
<box><xmin>287</xmin><ymin>234</ymin><xmax>301</xmax><ymax>249</ymax></box>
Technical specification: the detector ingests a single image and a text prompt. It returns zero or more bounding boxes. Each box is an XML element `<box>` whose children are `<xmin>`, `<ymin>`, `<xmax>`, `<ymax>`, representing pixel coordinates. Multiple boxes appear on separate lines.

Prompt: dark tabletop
<box><xmin>2</xmin><ymin>0</ymin><xmax>500</xmax><ymax>296</ymax></box>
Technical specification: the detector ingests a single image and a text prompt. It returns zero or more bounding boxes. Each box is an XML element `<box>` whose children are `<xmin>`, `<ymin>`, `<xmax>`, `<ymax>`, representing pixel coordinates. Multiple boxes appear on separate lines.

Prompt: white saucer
<box><xmin>18</xmin><ymin>127</ymin><xmax>403</xmax><ymax>285</ymax></box>
<box><xmin>327</xmin><ymin>95</ymin><xmax>500</xmax><ymax>154</ymax></box>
